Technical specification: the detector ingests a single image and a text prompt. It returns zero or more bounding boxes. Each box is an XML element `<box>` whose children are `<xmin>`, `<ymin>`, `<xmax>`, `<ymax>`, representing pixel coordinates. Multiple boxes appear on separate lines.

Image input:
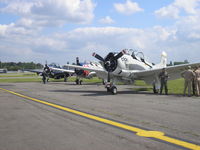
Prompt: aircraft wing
<box><xmin>25</xmin><ymin>69</ymin><xmax>43</xmax><ymax>74</ymax></box>
<box><xmin>49</xmin><ymin>67</ymin><xmax>75</xmax><ymax>74</ymax></box>
<box><xmin>64</xmin><ymin>64</ymin><xmax>106</xmax><ymax>74</ymax></box>
<box><xmin>132</xmin><ymin>62</ymin><xmax>200</xmax><ymax>81</ymax></box>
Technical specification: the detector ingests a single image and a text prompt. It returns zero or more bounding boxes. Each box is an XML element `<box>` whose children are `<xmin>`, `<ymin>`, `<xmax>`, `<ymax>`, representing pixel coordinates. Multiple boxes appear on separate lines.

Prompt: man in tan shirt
<box><xmin>181</xmin><ymin>66</ymin><xmax>195</xmax><ymax>97</ymax></box>
<box><xmin>194</xmin><ymin>66</ymin><xmax>200</xmax><ymax>96</ymax></box>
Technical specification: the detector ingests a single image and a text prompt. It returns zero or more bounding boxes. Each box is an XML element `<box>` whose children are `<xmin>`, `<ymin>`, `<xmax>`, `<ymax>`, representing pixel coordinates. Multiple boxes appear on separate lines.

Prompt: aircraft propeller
<box><xmin>92</xmin><ymin>49</ymin><xmax>126</xmax><ymax>83</ymax></box>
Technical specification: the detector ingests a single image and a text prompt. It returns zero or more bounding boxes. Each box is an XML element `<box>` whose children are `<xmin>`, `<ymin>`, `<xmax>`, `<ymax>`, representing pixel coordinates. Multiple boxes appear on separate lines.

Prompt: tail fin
<box><xmin>154</xmin><ymin>51</ymin><xmax>167</xmax><ymax>68</ymax></box>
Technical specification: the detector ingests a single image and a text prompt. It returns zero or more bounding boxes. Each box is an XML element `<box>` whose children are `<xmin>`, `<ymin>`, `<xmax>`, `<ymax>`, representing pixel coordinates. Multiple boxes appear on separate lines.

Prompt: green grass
<box><xmin>0</xmin><ymin>72</ymin><xmax>186</xmax><ymax>94</ymax></box>
<box><xmin>168</xmin><ymin>78</ymin><xmax>184</xmax><ymax>94</ymax></box>
<box><xmin>133</xmin><ymin>78</ymin><xmax>185</xmax><ymax>94</ymax></box>
<box><xmin>0</xmin><ymin>78</ymin><xmax>41</xmax><ymax>83</ymax></box>
<box><xmin>0</xmin><ymin>73</ymin><xmax>37</xmax><ymax>77</ymax></box>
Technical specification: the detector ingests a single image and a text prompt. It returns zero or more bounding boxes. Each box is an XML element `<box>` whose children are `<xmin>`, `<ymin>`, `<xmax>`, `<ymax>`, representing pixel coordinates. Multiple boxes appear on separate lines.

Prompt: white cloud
<box><xmin>1</xmin><ymin>0</ymin><xmax>200</xmax><ymax>64</ymax></box>
<box><xmin>1</xmin><ymin>23</ymin><xmax>200</xmax><ymax>64</ymax></box>
<box><xmin>98</xmin><ymin>16</ymin><xmax>114</xmax><ymax>24</ymax></box>
<box><xmin>174</xmin><ymin>0</ymin><xmax>199</xmax><ymax>14</ymax></box>
<box><xmin>155</xmin><ymin>5</ymin><xmax>180</xmax><ymax>19</ymax></box>
<box><xmin>1</xmin><ymin>0</ymin><xmax>96</xmax><ymax>27</ymax></box>
<box><xmin>155</xmin><ymin>0</ymin><xmax>200</xmax><ymax>19</ymax></box>
<box><xmin>114</xmin><ymin>0</ymin><xmax>143</xmax><ymax>15</ymax></box>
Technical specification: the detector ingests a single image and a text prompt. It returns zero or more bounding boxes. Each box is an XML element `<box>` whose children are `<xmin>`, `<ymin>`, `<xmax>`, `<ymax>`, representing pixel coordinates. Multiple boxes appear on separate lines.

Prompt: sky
<box><xmin>0</xmin><ymin>0</ymin><xmax>200</xmax><ymax>65</ymax></box>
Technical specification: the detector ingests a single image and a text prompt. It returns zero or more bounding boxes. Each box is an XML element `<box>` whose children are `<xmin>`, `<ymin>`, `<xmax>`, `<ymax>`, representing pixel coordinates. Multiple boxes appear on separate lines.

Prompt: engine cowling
<box><xmin>104</xmin><ymin>52</ymin><xmax>118</xmax><ymax>72</ymax></box>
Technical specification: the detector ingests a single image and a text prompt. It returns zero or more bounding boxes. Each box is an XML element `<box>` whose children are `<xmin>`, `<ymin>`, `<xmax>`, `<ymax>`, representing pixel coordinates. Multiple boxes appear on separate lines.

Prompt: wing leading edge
<box><xmin>131</xmin><ymin>62</ymin><xmax>200</xmax><ymax>81</ymax></box>
<box><xmin>63</xmin><ymin>64</ymin><xmax>106</xmax><ymax>74</ymax></box>
<box><xmin>49</xmin><ymin>67</ymin><xmax>75</xmax><ymax>74</ymax></box>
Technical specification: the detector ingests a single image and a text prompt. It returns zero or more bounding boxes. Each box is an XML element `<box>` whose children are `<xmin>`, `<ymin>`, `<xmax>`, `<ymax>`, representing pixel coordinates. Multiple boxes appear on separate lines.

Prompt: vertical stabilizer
<box><xmin>160</xmin><ymin>51</ymin><xmax>167</xmax><ymax>67</ymax></box>
<box><xmin>154</xmin><ymin>51</ymin><xmax>167</xmax><ymax>68</ymax></box>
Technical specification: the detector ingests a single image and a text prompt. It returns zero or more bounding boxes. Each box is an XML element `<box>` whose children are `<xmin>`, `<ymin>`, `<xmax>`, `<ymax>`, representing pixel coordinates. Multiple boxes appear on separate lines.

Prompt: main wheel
<box><xmin>111</xmin><ymin>86</ymin><xmax>117</xmax><ymax>95</ymax></box>
<box><xmin>76</xmin><ymin>79</ymin><xmax>79</xmax><ymax>85</ymax></box>
<box><xmin>153</xmin><ymin>84</ymin><xmax>159</xmax><ymax>94</ymax></box>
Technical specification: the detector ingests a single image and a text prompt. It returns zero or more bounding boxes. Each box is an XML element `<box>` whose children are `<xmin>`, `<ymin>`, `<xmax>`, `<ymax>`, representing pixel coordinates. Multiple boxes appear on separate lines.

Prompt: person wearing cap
<box><xmin>194</xmin><ymin>66</ymin><xmax>200</xmax><ymax>96</ymax></box>
<box><xmin>181</xmin><ymin>66</ymin><xmax>195</xmax><ymax>97</ymax></box>
<box><xmin>159</xmin><ymin>68</ymin><xmax>168</xmax><ymax>95</ymax></box>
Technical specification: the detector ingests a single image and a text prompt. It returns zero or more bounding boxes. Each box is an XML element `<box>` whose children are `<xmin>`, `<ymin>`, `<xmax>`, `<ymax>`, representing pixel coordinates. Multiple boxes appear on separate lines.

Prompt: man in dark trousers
<box><xmin>43</xmin><ymin>64</ymin><xmax>50</xmax><ymax>82</ymax></box>
<box><xmin>159</xmin><ymin>68</ymin><xmax>169</xmax><ymax>95</ymax></box>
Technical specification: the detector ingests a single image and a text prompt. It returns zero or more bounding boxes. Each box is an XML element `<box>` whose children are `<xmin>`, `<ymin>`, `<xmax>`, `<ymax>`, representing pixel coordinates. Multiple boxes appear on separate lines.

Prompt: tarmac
<box><xmin>0</xmin><ymin>82</ymin><xmax>200</xmax><ymax>150</ymax></box>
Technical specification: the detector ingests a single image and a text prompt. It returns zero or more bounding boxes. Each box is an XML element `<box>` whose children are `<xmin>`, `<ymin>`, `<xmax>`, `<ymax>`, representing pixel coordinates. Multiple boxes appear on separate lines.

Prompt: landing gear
<box><xmin>64</xmin><ymin>76</ymin><xmax>67</xmax><ymax>82</ymax></box>
<box><xmin>75</xmin><ymin>79</ymin><xmax>82</xmax><ymax>85</ymax></box>
<box><xmin>111</xmin><ymin>86</ymin><xmax>117</xmax><ymax>95</ymax></box>
<box><xmin>105</xmin><ymin>82</ymin><xmax>117</xmax><ymax>95</ymax></box>
<box><xmin>153</xmin><ymin>84</ymin><xmax>159</xmax><ymax>94</ymax></box>
<box><xmin>64</xmin><ymin>74</ymin><xmax>69</xmax><ymax>82</ymax></box>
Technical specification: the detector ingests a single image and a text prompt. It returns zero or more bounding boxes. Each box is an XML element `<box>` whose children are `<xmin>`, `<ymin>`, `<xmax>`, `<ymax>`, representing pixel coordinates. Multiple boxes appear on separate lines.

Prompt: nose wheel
<box><xmin>75</xmin><ymin>79</ymin><xmax>82</xmax><ymax>85</ymax></box>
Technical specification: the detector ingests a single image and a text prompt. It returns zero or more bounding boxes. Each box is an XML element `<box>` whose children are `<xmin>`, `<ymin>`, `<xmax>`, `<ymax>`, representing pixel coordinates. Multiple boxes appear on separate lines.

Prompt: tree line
<box><xmin>0</xmin><ymin>59</ymin><xmax>189</xmax><ymax>71</ymax></box>
<box><xmin>0</xmin><ymin>62</ymin><xmax>43</xmax><ymax>71</ymax></box>
<box><xmin>167</xmin><ymin>60</ymin><xmax>189</xmax><ymax>66</ymax></box>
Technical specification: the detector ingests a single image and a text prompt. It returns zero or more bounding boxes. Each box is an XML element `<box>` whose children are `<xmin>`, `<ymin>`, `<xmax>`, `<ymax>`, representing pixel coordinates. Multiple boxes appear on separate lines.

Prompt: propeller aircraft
<box><xmin>64</xmin><ymin>49</ymin><xmax>200</xmax><ymax>94</ymax></box>
<box><xmin>50</xmin><ymin>57</ymin><xmax>99</xmax><ymax>85</ymax></box>
<box><xmin>26</xmin><ymin>63</ymin><xmax>73</xmax><ymax>83</ymax></box>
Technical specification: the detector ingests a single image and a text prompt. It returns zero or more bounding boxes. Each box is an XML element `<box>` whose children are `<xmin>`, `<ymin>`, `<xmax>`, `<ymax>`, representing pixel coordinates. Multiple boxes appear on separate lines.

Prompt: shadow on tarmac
<box><xmin>49</xmin><ymin>88</ymin><xmax>184</xmax><ymax>97</ymax></box>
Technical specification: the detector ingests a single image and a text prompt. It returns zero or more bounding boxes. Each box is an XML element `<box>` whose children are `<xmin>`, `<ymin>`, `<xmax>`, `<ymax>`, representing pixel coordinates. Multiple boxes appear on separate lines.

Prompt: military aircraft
<box><xmin>26</xmin><ymin>63</ymin><xmax>73</xmax><ymax>83</ymax></box>
<box><xmin>50</xmin><ymin>57</ymin><xmax>98</xmax><ymax>85</ymax></box>
<box><xmin>64</xmin><ymin>49</ymin><xmax>200</xmax><ymax>94</ymax></box>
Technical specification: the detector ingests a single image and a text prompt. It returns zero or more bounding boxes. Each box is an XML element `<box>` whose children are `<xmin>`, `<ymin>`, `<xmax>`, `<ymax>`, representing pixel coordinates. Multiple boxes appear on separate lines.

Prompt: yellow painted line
<box><xmin>0</xmin><ymin>87</ymin><xmax>200</xmax><ymax>150</ymax></box>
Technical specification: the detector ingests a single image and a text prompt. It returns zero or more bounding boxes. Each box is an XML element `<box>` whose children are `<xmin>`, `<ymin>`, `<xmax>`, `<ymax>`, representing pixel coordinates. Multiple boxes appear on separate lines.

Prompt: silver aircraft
<box><xmin>64</xmin><ymin>49</ymin><xmax>200</xmax><ymax>94</ymax></box>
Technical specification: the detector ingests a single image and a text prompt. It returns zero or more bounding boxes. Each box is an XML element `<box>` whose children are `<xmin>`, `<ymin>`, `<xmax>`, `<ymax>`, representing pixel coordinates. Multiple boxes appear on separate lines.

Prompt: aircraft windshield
<box><xmin>49</xmin><ymin>63</ymin><xmax>61</xmax><ymax>68</ymax></box>
<box><xmin>127</xmin><ymin>49</ymin><xmax>144</xmax><ymax>61</ymax></box>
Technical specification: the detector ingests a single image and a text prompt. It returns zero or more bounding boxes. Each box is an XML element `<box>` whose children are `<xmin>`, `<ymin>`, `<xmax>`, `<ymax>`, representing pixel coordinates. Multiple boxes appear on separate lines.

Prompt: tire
<box><xmin>111</xmin><ymin>86</ymin><xmax>117</xmax><ymax>95</ymax></box>
<box><xmin>76</xmin><ymin>79</ymin><xmax>79</xmax><ymax>85</ymax></box>
<box><xmin>153</xmin><ymin>84</ymin><xmax>159</xmax><ymax>94</ymax></box>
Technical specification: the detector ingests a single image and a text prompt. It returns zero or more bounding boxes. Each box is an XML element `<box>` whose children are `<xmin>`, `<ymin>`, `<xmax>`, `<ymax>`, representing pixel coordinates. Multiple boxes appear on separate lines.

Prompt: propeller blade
<box><xmin>92</xmin><ymin>53</ymin><xmax>105</xmax><ymax>62</ymax></box>
<box><xmin>76</xmin><ymin>57</ymin><xmax>80</xmax><ymax>65</ymax></box>
<box><xmin>114</xmin><ymin>49</ymin><xmax>126</xmax><ymax>60</ymax></box>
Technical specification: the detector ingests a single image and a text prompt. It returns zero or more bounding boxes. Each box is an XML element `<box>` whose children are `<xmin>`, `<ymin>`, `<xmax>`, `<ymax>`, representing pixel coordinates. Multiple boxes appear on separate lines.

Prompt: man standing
<box><xmin>194</xmin><ymin>66</ymin><xmax>200</xmax><ymax>96</ymax></box>
<box><xmin>192</xmin><ymin>67</ymin><xmax>198</xmax><ymax>95</ymax></box>
<box><xmin>181</xmin><ymin>66</ymin><xmax>195</xmax><ymax>97</ymax></box>
<box><xmin>43</xmin><ymin>64</ymin><xmax>50</xmax><ymax>82</ymax></box>
<box><xmin>159</xmin><ymin>68</ymin><xmax>168</xmax><ymax>95</ymax></box>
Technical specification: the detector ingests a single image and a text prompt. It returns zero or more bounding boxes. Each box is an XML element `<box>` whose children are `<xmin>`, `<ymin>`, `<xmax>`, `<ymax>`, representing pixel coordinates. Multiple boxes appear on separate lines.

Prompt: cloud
<box><xmin>1</xmin><ymin>21</ymin><xmax>200</xmax><ymax>64</ymax></box>
<box><xmin>155</xmin><ymin>0</ymin><xmax>200</xmax><ymax>19</ymax></box>
<box><xmin>0</xmin><ymin>1</ymin><xmax>200</xmax><ymax>64</ymax></box>
<box><xmin>1</xmin><ymin>0</ymin><xmax>96</xmax><ymax>27</ymax></box>
<box><xmin>98</xmin><ymin>16</ymin><xmax>114</xmax><ymax>24</ymax></box>
<box><xmin>114</xmin><ymin>0</ymin><xmax>143</xmax><ymax>15</ymax></box>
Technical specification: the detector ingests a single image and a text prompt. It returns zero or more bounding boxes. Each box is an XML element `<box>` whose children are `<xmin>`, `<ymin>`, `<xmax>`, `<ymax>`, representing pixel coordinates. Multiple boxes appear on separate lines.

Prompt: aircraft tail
<box><xmin>154</xmin><ymin>51</ymin><xmax>167</xmax><ymax>68</ymax></box>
